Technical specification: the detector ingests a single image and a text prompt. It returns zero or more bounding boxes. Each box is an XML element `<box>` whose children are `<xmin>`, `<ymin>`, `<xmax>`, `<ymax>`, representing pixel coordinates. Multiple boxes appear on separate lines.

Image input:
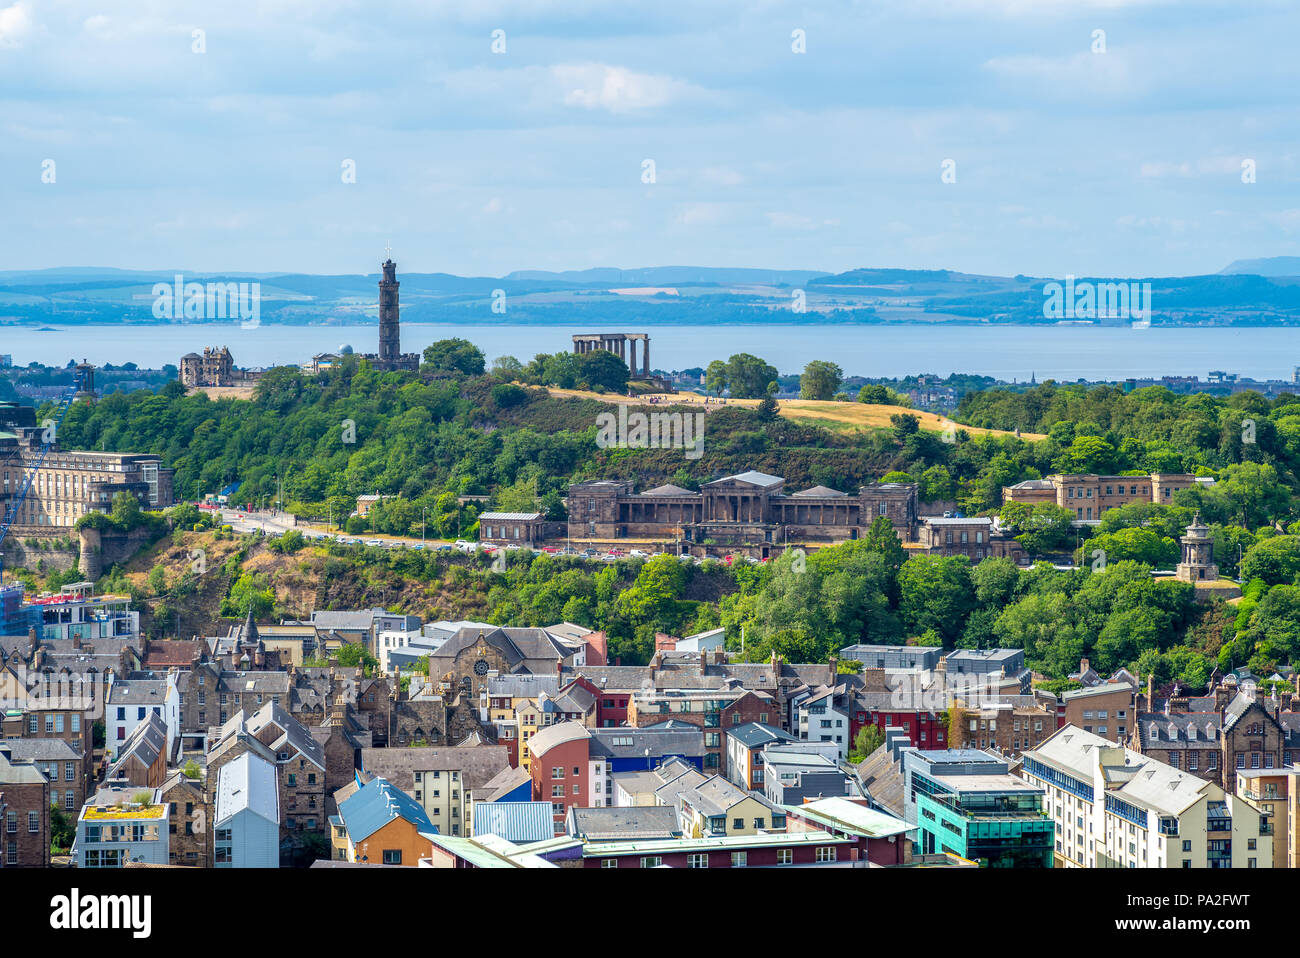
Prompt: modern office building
<box><xmin>897</xmin><ymin>745</ymin><xmax>1053</xmax><ymax>868</ymax></box>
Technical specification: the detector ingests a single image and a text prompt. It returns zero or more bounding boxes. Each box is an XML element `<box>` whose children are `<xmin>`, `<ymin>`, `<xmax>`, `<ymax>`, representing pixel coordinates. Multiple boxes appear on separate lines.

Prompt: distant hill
<box><xmin>504</xmin><ymin>266</ymin><xmax>829</xmax><ymax>286</ymax></box>
<box><xmin>1221</xmin><ymin>257</ymin><xmax>1300</xmax><ymax>276</ymax></box>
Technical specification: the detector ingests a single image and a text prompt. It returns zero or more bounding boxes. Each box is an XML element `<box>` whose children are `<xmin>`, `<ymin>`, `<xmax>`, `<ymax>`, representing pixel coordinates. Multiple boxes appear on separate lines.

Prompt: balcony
<box><xmin>1260</xmin><ymin>821</ymin><xmax>1274</xmax><ymax>836</ymax></box>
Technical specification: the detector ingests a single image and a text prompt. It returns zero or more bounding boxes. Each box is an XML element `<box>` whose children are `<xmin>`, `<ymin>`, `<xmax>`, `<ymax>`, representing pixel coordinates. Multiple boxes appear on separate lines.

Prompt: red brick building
<box><xmin>526</xmin><ymin>723</ymin><xmax>592</xmax><ymax>835</ymax></box>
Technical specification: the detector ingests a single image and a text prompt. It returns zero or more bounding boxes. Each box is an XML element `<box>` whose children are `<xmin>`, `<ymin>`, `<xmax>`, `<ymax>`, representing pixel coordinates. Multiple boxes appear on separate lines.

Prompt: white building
<box><xmin>793</xmin><ymin>685</ymin><xmax>850</xmax><ymax>759</ymax></box>
<box><xmin>105</xmin><ymin>672</ymin><xmax>180</xmax><ymax>761</ymax></box>
<box><xmin>1020</xmin><ymin>725</ymin><xmax>1273</xmax><ymax>868</ymax></box>
<box><xmin>214</xmin><ymin>752</ymin><xmax>280</xmax><ymax>867</ymax></box>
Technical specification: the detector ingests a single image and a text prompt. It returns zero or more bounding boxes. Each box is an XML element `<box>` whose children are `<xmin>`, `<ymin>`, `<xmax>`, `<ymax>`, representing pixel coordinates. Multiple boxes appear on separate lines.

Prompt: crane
<box><xmin>0</xmin><ymin>366</ymin><xmax>88</xmax><ymax>582</ymax></box>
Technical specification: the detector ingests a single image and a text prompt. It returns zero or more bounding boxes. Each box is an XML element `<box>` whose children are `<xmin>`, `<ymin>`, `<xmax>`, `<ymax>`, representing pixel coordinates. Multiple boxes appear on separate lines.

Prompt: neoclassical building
<box><xmin>567</xmin><ymin>471</ymin><xmax>919</xmax><ymax>556</ymax></box>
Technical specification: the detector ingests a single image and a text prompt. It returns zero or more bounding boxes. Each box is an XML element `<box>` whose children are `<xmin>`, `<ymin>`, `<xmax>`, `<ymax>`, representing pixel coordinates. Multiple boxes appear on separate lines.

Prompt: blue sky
<box><xmin>2</xmin><ymin>0</ymin><xmax>1298</xmax><ymax>277</ymax></box>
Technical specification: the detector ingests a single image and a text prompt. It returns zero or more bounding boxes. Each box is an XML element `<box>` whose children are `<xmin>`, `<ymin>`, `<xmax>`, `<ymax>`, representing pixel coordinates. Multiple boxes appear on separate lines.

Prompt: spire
<box><xmin>243</xmin><ymin>607</ymin><xmax>259</xmax><ymax>644</ymax></box>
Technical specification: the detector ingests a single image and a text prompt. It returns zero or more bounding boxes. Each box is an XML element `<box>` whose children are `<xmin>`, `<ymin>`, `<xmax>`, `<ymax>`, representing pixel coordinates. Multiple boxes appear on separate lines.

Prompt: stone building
<box><xmin>0</xmin><ymin>401</ymin><xmax>174</xmax><ymax>531</ymax></box>
<box><xmin>0</xmin><ymin>743</ymin><xmax>51</xmax><ymax>867</ymax></box>
<box><xmin>179</xmin><ymin>346</ymin><xmax>234</xmax><ymax>387</ymax></box>
<box><xmin>160</xmin><ymin>769</ymin><xmax>210</xmax><ymax>867</ymax></box>
<box><xmin>918</xmin><ymin>516</ymin><xmax>1028</xmax><ymax>563</ymax></box>
<box><xmin>567</xmin><ymin>471</ymin><xmax>919</xmax><ymax>557</ymax></box>
<box><xmin>1002</xmin><ymin>472</ymin><xmax>1197</xmax><ymax>521</ymax></box>
<box><xmin>360</xmin><ymin>260</ymin><xmax>419</xmax><ymax>372</ymax></box>
<box><xmin>572</xmin><ymin>332</ymin><xmax>652</xmax><ymax>379</ymax></box>
<box><xmin>1175</xmin><ymin>513</ymin><xmax>1219</xmax><ymax>583</ymax></box>
<box><xmin>1132</xmin><ymin>689</ymin><xmax>1296</xmax><ymax>793</ymax></box>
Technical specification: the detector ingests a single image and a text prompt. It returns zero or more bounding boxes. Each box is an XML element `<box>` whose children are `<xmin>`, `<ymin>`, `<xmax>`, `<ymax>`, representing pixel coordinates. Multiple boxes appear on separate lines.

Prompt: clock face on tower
<box><xmin>473</xmin><ymin>659</ymin><xmax>490</xmax><ymax>676</ymax></box>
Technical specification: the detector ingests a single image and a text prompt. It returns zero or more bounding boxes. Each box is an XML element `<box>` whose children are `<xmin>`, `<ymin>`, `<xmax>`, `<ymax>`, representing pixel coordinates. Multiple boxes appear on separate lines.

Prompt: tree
<box><xmin>851</xmin><ymin>724</ymin><xmax>885</xmax><ymax>760</ymax></box>
<box><xmin>577</xmin><ymin>350</ymin><xmax>629</xmax><ymax>392</ymax></box>
<box><xmin>422</xmin><ymin>338</ymin><xmax>486</xmax><ymax>376</ymax></box>
<box><xmin>182</xmin><ymin>759</ymin><xmax>202</xmax><ymax>780</ymax></box>
<box><xmin>897</xmin><ymin>556</ymin><xmax>975</xmax><ymax>645</ymax></box>
<box><xmin>890</xmin><ymin>413</ymin><xmax>920</xmax><ymax>442</ymax></box>
<box><xmin>490</xmin><ymin>355</ymin><xmax>523</xmax><ymax>378</ymax></box>
<box><xmin>1241</xmin><ymin>536</ymin><xmax>1300</xmax><ymax>586</ymax></box>
<box><xmin>704</xmin><ymin>360</ymin><xmax>728</xmax><ymax>397</ymax></box>
<box><xmin>50</xmin><ymin>805</ymin><xmax>75</xmax><ymax>853</ymax></box>
<box><xmin>335</xmin><ymin>642</ymin><xmax>379</xmax><ymax>675</ymax></box>
<box><xmin>799</xmin><ymin>361</ymin><xmax>842</xmax><ymax>401</ymax></box>
<box><xmin>724</xmin><ymin>354</ymin><xmax>779</xmax><ymax>399</ymax></box>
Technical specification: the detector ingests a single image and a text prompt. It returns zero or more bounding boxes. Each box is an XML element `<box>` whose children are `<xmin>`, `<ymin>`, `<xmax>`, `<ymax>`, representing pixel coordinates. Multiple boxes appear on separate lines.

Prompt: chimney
<box><xmin>556</xmin><ymin>659</ymin><xmax>564</xmax><ymax>677</ymax></box>
<box><xmin>1079</xmin><ymin>657</ymin><xmax>1090</xmax><ymax>675</ymax></box>
<box><xmin>28</xmin><ymin>627</ymin><xmax>38</xmax><ymax>656</ymax></box>
<box><xmin>828</xmin><ymin>657</ymin><xmax>837</xmax><ymax>685</ymax></box>
<box><xmin>699</xmin><ymin>650</ymin><xmax>708</xmax><ymax>675</ymax></box>
<box><xmin>1146</xmin><ymin>673</ymin><xmax>1154</xmax><ymax>711</ymax></box>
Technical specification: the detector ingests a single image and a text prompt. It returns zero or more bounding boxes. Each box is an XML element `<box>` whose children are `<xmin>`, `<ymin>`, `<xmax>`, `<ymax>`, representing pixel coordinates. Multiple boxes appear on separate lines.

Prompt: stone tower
<box><xmin>378</xmin><ymin>259</ymin><xmax>400</xmax><ymax>365</ymax></box>
<box><xmin>1175</xmin><ymin>512</ymin><xmax>1218</xmax><ymax>582</ymax></box>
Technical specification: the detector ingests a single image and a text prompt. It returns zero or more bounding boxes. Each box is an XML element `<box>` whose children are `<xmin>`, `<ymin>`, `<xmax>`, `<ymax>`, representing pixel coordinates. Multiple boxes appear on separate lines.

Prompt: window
<box><xmin>551</xmin><ymin>767</ymin><xmax>565</xmax><ymax>779</ymax></box>
<box><xmin>816</xmin><ymin>846</ymin><xmax>836</xmax><ymax>863</ymax></box>
<box><xmin>733</xmin><ymin>851</ymin><xmax>748</xmax><ymax>867</ymax></box>
<box><xmin>601</xmin><ymin>858</ymin><xmax>619</xmax><ymax>868</ymax></box>
<box><xmin>640</xmin><ymin>856</ymin><xmax>662</xmax><ymax>868</ymax></box>
<box><xmin>776</xmin><ymin>848</ymin><xmax>793</xmax><ymax>865</ymax></box>
<box><xmin>28</xmin><ymin>811</ymin><xmax>39</xmax><ymax>833</ymax></box>
<box><xmin>687</xmin><ymin>853</ymin><xmax>709</xmax><ymax>868</ymax></box>
<box><xmin>733</xmin><ymin>818</ymin><xmax>744</xmax><ymax>830</ymax></box>
<box><xmin>382</xmin><ymin>850</ymin><xmax>402</xmax><ymax>865</ymax></box>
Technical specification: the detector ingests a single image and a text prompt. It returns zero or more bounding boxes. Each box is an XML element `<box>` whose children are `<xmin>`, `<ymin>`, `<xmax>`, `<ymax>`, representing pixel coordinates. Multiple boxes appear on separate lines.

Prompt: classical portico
<box><xmin>572</xmin><ymin>332</ymin><xmax>651</xmax><ymax>378</ymax></box>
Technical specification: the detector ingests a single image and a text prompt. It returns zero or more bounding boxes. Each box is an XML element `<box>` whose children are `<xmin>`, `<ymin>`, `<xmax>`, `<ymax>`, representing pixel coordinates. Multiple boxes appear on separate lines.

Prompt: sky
<box><xmin>2</xmin><ymin>0</ymin><xmax>1299</xmax><ymax>278</ymax></box>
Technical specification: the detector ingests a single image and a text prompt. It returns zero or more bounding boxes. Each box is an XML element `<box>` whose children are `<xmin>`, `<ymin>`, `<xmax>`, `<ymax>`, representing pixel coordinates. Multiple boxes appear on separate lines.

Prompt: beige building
<box><xmin>1021</xmin><ymin>725</ymin><xmax>1272</xmax><ymax>868</ymax></box>
<box><xmin>1002</xmin><ymin>473</ymin><xmax>1197</xmax><ymax>521</ymax></box>
<box><xmin>358</xmin><ymin>745</ymin><xmax>510</xmax><ymax>839</ymax></box>
<box><xmin>1236</xmin><ymin>768</ymin><xmax>1300</xmax><ymax>870</ymax></box>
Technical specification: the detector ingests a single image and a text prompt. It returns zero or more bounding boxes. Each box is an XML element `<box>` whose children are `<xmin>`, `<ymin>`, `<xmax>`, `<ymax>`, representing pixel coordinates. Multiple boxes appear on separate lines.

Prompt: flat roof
<box><xmin>583</xmin><ymin>830</ymin><xmax>852</xmax><ymax>858</ymax></box>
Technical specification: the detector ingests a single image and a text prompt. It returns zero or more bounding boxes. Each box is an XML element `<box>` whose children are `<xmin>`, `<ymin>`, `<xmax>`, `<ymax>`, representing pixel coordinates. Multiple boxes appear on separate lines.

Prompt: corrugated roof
<box><xmin>470</xmin><ymin>801</ymin><xmax>555</xmax><ymax>842</ymax></box>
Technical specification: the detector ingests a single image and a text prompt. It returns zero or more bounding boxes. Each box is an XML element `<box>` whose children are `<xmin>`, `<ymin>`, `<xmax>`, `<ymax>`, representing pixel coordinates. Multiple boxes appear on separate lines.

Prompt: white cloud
<box><xmin>0</xmin><ymin>1</ymin><xmax>33</xmax><ymax>46</ymax></box>
<box><xmin>553</xmin><ymin>63</ymin><xmax>695</xmax><ymax>113</ymax></box>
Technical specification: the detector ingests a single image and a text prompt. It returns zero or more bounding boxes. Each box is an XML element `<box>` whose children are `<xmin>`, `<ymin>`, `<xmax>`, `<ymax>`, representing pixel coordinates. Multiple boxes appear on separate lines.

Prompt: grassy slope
<box><xmin>543</xmin><ymin>387</ymin><xmax>1045</xmax><ymax>440</ymax></box>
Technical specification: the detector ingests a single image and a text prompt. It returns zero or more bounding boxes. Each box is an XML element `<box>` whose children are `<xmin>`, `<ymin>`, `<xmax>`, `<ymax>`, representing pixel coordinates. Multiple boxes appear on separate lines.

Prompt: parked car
<box><xmin>629</xmin><ymin>549</ymin><xmax>650</xmax><ymax>558</ymax></box>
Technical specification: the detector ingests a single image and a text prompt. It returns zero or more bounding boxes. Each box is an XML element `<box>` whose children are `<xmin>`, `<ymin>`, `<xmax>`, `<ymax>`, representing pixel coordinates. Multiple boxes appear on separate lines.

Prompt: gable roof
<box><xmin>338</xmin><ymin>776</ymin><xmax>435</xmax><ymax>843</ymax></box>
<box><xmin>568</xmin><ymin>805</ymin><xmax>681</xmax><ymax>841</ymax></box>
<box><xmin>706</xmin><ymin>470</ymin><xmax>784</xmax><ymax>488</ymax></box>
<box><xmin>107</xmin><ymin>711</ymin><xmax>167</xmax><ymax>775</ymax></box>
<box><xmin>215</xmin><ymin>751</ymin><xmax>279</xmax><ymax>826</ymax></box>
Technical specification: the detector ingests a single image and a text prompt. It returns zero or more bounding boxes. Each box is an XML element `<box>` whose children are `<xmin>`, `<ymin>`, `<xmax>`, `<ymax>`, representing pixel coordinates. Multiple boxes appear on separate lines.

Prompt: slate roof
<box><xmin>0</xmin><ymin>737</ymin><xmax>79</xmax><ymax>761</ymax></box>
<box><xmin>358</xmin><ymin>745</ymin><xmax>509</xmax><ymax>794</ymax></box>
<box><xmin>242</xmin><ymin>701</ymin><xmax>325</xmax><ymax>769</ymax></box>
<box><xmin>727</xmin><ymin>722</ymin><xmax>797</xmax><ymax>749</ymax></box>
<box><xmin>568</xmin><ymin>805</ymin><xmax>682</xmax><ymax>841</ymax></box>
<box><xmin>107</xmin><ymin>678</ymin><xmax>168</xmax><ymax>706</ymax></box>
<box><xmin>706</xmin><ymin>470</ymin><xmax>784</xmax><ymax>488</ymax></box>
<box><xmin>108</xmin><ymin>712</ymin><xmax>167</xmax><ymax>776</ymax></box>
<box><xmin>642</xmin><ymin>484</ymin><xmax>696</xmax><ymax>496</ymax></box>
<box><xmin>428</xmin><ymin>626</ymin><xmax>571</xmax><ymax>675</ymax></box>
<box><xmin>589</xmin><ymin>725</ymin><xmax>704</xmax><ymax>760</ymax></box>
<box><xmin>679</xmin><ymin>775</ymin><xmax>767</xmax><ymax>817</ymax></box>
<box><xmin>338</xmin><ymin>776</ymin><xmax>435</xmax><ymax>844</ymax></box>
<box><xmin>790</xmin><ymin>485</ymin><xmax>846</xmax><ymax>498</ymax></box>
<box><xmin>488</xmin><ymin>674</ymin><xmax>561</xmax><ymax>698</ymax></box>
<box><xmin>854</xmin><ymin>744</ymin><xmax>906</xmax><ymax>818</ymax></box>
<box><xmin>474</xmin><ymin>766</ymin><xmax>532</xmax><ymax>803</ymax></box>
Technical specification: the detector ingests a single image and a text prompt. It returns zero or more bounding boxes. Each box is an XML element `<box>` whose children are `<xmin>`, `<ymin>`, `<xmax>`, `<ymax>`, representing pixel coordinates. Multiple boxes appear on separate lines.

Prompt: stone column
<box><xmin>643</xmin><ymin>336</ymin><xmax>650</xmax><ymax>377</ymax></box>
